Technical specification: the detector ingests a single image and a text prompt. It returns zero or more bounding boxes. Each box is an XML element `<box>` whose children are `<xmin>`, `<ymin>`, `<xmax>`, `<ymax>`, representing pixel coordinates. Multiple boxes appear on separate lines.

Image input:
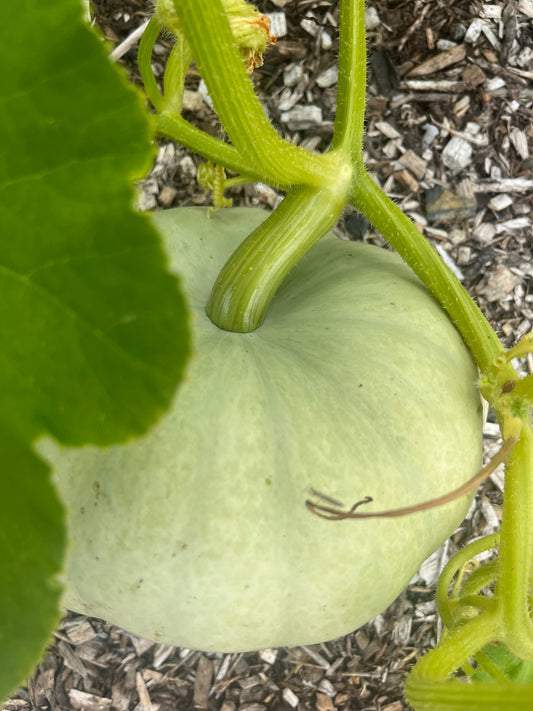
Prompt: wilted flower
<box><xmin>154</xmin><ymin>0</ymin><xmax>276</xmax><ymax>74</ymax></box>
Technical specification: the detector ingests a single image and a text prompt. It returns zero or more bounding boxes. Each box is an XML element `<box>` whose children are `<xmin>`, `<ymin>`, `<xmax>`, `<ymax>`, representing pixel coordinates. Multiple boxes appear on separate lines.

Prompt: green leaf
<box><xmin>0</xmin><ymin>0</ymin><xmax>190</xmax><ymax>700</ymax></box>
<box><xmin>514</xmin><ymin>374</ymin><xmax>533</xmax><ymax>402</ymax></box>
<box><xmin>472</xmin><ymin>644</ymin><xmax>533</xmax><ymax>683</ymax></box>
<box><xmin>0</xmin><ymin>0</ymin><xmax>190</xmax><ymax>446</ymax></box>
<box><xmin>0</xmin><ymin>430</ymin><xmax>65</xmax><ymax>700</ymax></box>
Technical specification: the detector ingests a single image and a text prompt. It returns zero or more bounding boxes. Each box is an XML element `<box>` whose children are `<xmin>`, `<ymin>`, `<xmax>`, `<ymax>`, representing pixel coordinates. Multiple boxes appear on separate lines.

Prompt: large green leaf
<box><xmin>0</xmin><ymin>1</ymin><xmax>190</xmax><ymax>446</ymax></box>
<box><xmin>0</xmin><ymin>430</ymin><xmax>65</xmax><ymax>700</ymax></box>
<box><xmin>0</xmin><ymin>0</ymin><xmax>190</xmax><ymax>699</ymax></box>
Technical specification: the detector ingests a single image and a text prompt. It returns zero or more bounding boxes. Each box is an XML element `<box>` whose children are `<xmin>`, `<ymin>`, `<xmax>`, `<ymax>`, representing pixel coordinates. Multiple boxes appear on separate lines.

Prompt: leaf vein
<box><xmin>0</xmin><ymin>263</ymin><xmax>169</xmax><ymax>381</ymax></box>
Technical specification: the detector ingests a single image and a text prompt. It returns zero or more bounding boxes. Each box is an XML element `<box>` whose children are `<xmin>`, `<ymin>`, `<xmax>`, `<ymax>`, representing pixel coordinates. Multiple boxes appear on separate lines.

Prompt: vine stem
<box><xmin>156</xmin><ymin>112</ymin><xmax>285</xmax><ymax>187</ymax></box>
<box><xmin>170</xmin><ymin>0</ymin><xmax>340</xmax><ymax>188</ymax></box>
<box><xmin>330</xmin><ymin>0</ymin><xmax>366</xmax><ymax>155</ymax></box>
<box><xmin>495</xmin><ymin>418</ymin><xmax>533</xmax><ymax>660</ymax></box>
<box><xmin>332</xmin><ymin>0</ymin><xmax>504</xmax><ymax>376</ymax></box>
<box><xmin>404</xmin><ymin>606</ymin><xmax>532</xmax><ymax>709</ymax></box>
<box><xmin>349</xmin><ymin>166</ymin><xmax>504</xmax><ymax>373</ymax></box>
<box><xmin>407</xmin><ymin>613</ymin><xmax>496</xmax><ymax>684</ymax></box>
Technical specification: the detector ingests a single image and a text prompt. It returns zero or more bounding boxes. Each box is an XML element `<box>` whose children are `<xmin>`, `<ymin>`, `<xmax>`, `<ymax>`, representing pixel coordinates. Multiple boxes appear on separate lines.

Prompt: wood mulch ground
<box><xmin>4</xmin><ymin>2</ymin><xmax>532</xmax><ymax>710</ymax></box>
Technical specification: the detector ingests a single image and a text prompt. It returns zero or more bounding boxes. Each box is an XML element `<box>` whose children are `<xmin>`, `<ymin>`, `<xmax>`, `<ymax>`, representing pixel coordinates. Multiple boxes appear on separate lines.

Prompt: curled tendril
<box><xmin>305</xmin><ymin>437</ymin><xmax>516</xmax><ymax>521</ymax></box>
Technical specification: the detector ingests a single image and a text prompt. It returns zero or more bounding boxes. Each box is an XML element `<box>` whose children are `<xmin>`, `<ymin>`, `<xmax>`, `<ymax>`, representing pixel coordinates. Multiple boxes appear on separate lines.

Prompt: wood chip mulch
<box><xmin>5</xmin><ymin>2</ymin><xmax>532</xmax><ymax>710</ymax></box>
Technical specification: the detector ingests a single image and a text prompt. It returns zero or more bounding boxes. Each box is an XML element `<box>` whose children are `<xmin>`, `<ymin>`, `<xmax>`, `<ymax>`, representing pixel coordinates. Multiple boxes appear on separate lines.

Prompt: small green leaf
<box><xmin>0</xmin><ymin>0</ymin><xmax>190</xmax><ymax>700</ymax></box>
<box><xmin>0</xmin><ymin>429</ymin><xmax>65</xmax><ymax>700</ymax></box>
<box><xmin>472</xmin><ymin>644</ymin><xmax>533</xmax><ymax>683</ymax></box>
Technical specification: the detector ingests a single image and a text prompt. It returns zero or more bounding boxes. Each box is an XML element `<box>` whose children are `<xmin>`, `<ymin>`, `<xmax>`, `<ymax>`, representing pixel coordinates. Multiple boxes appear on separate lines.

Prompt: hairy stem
<box><xmin>403</xmin><ymin>615</ymin><xmax>533</xmax><ymax>710</ymax></box>
<box><xmin>170</xmin><ymin>0</ymin><xmax>338</xmax><ymax>187</ymax></box>
<box><xmin>495</xmin><ymin>419</ymin><xmax>533</xmax><ymax>660</ymax></box>
<box><xmin>156</xmin><ymin>112</ymin><xmax>282</xmax><ymax>186</ymax></box>
<box><xmin>350</xmin><ymin>167</ymin><xmax>504</xmax><ymax>373</ymax></box>
<box><xmin>331</xmin><ymin>0</ymin><xmax>366</xmax><ymax>155</ymax></box>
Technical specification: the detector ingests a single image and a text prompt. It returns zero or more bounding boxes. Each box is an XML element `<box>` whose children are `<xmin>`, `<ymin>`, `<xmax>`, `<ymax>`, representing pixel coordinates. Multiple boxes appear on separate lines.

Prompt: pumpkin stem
<box><xmin>205</xmin><ymin>176</ymin><xmax>351</xmax><ymax>332</ymax></box>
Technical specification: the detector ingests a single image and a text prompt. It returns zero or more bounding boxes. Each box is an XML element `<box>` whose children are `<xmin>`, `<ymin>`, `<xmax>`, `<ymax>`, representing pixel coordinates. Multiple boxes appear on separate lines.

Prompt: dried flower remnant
<box><xmin>155</xmin><ymin>0</ymin><xmax>276</xmax><ymax>74</ymax></box>
<box><xmin>234</xmin><ymin>12</ymin><xmax>276</xmax><ymax>74</ymax></box>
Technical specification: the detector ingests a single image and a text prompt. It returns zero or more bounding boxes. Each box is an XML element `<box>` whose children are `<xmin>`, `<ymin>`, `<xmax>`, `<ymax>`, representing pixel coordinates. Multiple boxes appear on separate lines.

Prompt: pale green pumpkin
<box><xmin>41</xmin><ymin>207</ymin><xmax>483</xmax><ymax>651</ymax></box>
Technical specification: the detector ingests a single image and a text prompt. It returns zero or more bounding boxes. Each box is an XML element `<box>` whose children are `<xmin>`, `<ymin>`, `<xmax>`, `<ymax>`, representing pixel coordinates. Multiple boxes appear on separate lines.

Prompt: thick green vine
<box><xmin>138</xmin><ymin>0</ymin><xmax>533</xmax><ymax>706</ymax></box>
